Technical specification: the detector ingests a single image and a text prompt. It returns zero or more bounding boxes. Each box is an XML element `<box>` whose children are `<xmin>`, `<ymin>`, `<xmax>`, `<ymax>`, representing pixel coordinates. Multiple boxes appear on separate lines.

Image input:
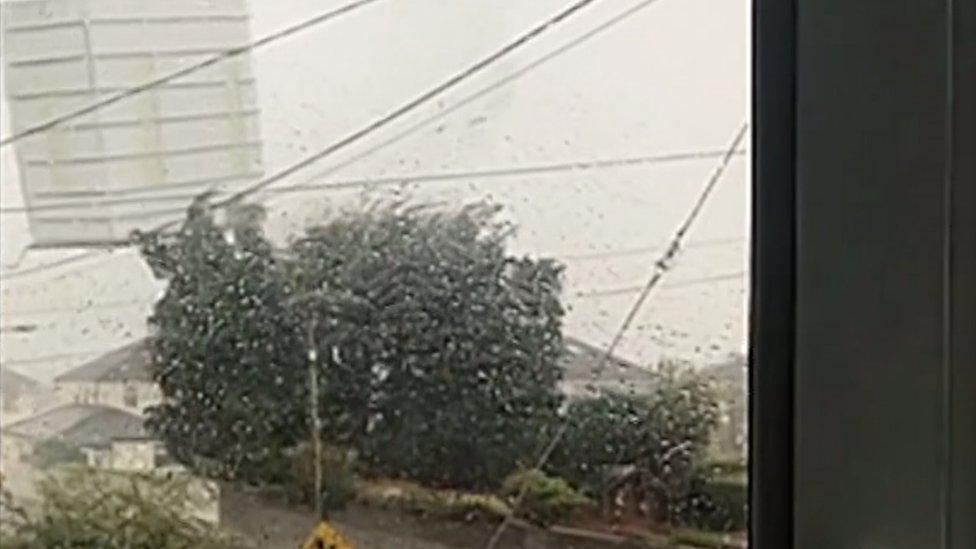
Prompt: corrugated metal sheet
<box><xmin>1</xmin><ymin>0</ymin><xmax>263</xmax><ymax>247</ymax></box>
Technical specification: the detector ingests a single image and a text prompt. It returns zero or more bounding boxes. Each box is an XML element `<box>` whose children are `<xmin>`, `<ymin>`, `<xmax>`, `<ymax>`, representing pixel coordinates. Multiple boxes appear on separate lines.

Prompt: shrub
<box><xmin>356</xmin><ymin>479</ymin><xmax>510</xmax><ymax>522</ymax></box>
<box><xmin>547</xmin><ymin>391</ymin><xmax>647</xmax><ymax>494</ymax></box>
<box><xmin>548</xmin><ymin>362</ymin><xmax>721</xmax><ymax>523</ymax></box>
<box><xmin>675</xmin><ymin>476</ymin><xmax>747</xmax><ymax>533</ymax></box>
<box><xmin>0</xmin><ymin>467</ymin><xmax>238</xmax><ymax>548</ymax></box>
<box><xmin>30</xmin><ymin>439</ymin><xmax>86</xmax><ymax>470</ymax></box>
<box><xmin>286</xmin><ymin>442</ymin><xmax>358</xmax><ymax>514</ymax></box>
<box><xmin>500</xmin><ymin>469</ymin><xmax>592</xmax><ymax>527</ymax></box>
<box><xmin>700</xmin><ymin>478</ymin><xmax>747</xmax><ymax>531</ymax></box>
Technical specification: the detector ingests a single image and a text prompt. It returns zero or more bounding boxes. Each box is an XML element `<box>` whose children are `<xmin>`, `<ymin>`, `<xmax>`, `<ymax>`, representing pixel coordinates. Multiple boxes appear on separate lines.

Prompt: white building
<box><xmin>0</xmin><ymin>403</ymin><xmax>218</xmax><ymax>524</ymax></box>
<box><xmin>103</xmin><ymin>437</ymin><xmax>160</xmax><ymax>472</ymax></box>
<box><xmin>0</xmin><ymin>402</ymin><xmax>147</xmax><ymax>466</ymax></box>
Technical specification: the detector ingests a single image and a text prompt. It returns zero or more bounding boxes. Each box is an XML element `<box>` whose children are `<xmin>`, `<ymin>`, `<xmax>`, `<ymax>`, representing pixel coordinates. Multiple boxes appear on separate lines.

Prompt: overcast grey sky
<box><xmin>1</xmin><ymin>0</ymin><xmax>750</xmax><ymax>381</ymax></box>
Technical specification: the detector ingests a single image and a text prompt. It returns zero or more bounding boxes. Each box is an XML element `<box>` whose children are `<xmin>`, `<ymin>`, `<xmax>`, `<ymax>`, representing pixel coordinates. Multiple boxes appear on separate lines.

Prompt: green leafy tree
<box><xmin>548</xmin><ymin>361</ymin><xmax>720</xmax><ymax>522</ymax></box>
<box><xmin>291</xmin><ymin>202</ymin><xmax>566</xmax><ymax>489</ymax></box>
<box><xmin>136</xmin><ymin>202</ymin><xmax>307</xmax><ymax>482</ymax></box>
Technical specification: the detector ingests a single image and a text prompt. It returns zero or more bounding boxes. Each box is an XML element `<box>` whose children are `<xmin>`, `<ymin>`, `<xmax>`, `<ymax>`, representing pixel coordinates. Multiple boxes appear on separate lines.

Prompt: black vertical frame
<box><xmin>752</xmin><ymin>1</ymin><xmax>975</xmax><ymax>548</ymax></box>
<box><xmin>949</xmin><ymin>0</ymin><xmax>975</xmax><ymax>546</ymax></box>
<box><xmin>749</xmin><ymin>0</ymin><xmax>796</xmax><ymax>548</ymax></box>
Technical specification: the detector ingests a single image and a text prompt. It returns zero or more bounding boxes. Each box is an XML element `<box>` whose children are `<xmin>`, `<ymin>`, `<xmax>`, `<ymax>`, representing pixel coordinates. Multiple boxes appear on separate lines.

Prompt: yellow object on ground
<box><xmin>302</xmin><ymin>521</ymin><xmax>353</xmax><ymax>549</ymax></box>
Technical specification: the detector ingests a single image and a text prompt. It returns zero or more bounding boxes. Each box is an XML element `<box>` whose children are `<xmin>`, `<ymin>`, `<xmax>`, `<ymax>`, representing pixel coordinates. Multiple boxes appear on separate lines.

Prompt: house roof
<box><xmin>54</xmin><ymin>339</ymin><xmax>153</xmax><ymax>384</ymax></box>
<box><xmin>1</xmin><ymin>403</ymin><xmax>147</xmax><ymax>448</ymax></box>
<box><xmin>559</xmin><ymin>336</ymin><xmax>656</xmax><ymax>396</ymax></box>
<box><xmin>702</xmin><ymin>353</ymin><xmax>747</xmax><ymax>406</ymax></box>
<box><xmin>702</xmin><ymin>353</ymin><xmax>747</xmax><ymax>386</ymax></box>
<box><xmin>560</xmin><ymin>336</ymin><xmax>640</xmax><ymax>378</ymax></box>
<box><xmin>0</xmin><ymin>366</ymin><xmax>42</xmax><ymax>397</ymax></box>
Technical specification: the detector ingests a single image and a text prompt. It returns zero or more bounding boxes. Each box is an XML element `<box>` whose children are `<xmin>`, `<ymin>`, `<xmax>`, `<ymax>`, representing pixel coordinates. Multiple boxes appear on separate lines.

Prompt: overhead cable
<box><xmin>484</xmin><ymin>121</ymin><xmax>749</xmax><ymax>549</ymax></box>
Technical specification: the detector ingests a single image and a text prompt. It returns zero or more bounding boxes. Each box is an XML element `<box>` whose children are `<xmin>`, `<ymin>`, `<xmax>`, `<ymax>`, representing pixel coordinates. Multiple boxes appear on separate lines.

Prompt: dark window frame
<box><xmin>750</xmin><ymin>1</ymin><xmax>973</xmax><ymax>548</ymax></box>
<box><xmin>749</xmin><ymin>1</ymin><xmax>796</xmax><ymax>547</ymax></box>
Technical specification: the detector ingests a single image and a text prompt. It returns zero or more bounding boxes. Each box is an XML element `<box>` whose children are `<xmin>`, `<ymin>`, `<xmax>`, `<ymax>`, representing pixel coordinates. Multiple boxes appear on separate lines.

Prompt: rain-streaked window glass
<box><xmin>1</xmin><ymin>1</ymin><xmax>750</xmax><ymax>547</ymax></box>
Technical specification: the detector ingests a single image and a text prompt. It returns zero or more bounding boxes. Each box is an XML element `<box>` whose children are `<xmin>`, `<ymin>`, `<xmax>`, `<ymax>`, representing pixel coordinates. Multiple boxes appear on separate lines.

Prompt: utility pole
<box><xmin>285</xmin><ymin>254</ymin><xmax>328</xmax><ymax>520</ymax></box>
<box><xmin>305</xmin><ymin>313</ymin><xmax>324</xmax><ymax>520</ymax></box>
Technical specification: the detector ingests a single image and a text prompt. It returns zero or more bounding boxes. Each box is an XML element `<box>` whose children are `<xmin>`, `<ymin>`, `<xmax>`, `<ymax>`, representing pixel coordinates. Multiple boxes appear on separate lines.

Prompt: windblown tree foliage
<box><xmin>547</xmin><ymin>362</ymin><xmax>720</xmax><ymax>519</ymax></box>
<box><xmin>136</xmin><ymin>200</ymin><xmax>566</xmax><ymax>490</ymax></box>
<box><xmin>291</xmin><ymin>202</ymin><xmax>566</xmax><ymax>489</ymax></box>
<box><xmin>136</xmin><ymin>203</ymin><xmax>307</xmax><ymax>482</ymax></box>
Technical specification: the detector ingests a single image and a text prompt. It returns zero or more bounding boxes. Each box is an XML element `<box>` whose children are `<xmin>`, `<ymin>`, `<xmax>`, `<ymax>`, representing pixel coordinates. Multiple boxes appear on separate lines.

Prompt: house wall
<box><xmin>1</xmin><ymin>389</ymin><xmax>49</xmax><ymax>427</ymax></box>
<box><xmin>0</xmin><ymin>433</ymin><xmax>34</xmax><ymax>465</ymax></box>
<box><xmin>110</xmin><ymin>440</ymin><xmax>158</xmax><ymax>472</ymax></box>
<box><xmin>56</xmin><ymin>380</ymin><xmax>162</xmax><ymax>415</ymax></box>
<box><xmin>0</xmin><ymin>438</ymin><xmax>44</xmax><ymax>504</ymax></box>
<box><xmin>1</xmin><ymin>394</ymin><xmax>35</xmax><ymax>426</ymax></box>
<box><xmin>83</xmin><ymin>446</ymin><xmax>113</xmax><ymax>469</ymax></box>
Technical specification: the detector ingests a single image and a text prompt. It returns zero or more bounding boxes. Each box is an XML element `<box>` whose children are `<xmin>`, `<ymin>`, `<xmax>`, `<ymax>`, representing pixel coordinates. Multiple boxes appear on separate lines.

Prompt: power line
<box><xmin>0</xmin><ymin>0</ymin><xmax>386</xmax><ymax>147</ymax></box>
<box><xmin>189</xmin><ymin>0</ymin><xmax>614</xmax><ymax>221</ymax></box>
<box><xmin>656</xmin><ymin>270</ymin><xmax>746</xmax><ymax>289</ymax></box>
<box><xmin>0</xmin><ymin>149</ymin><xmax>745</xmax><ymax>215</ymax></box>
<box><xmin>0</xmin><ymin>271</ymin><xmax>746</xmax><ymax>319</ymax></box>
<box><xmin>2</xmin><ymin>298</ymin><xmax>149</xmax><ymax>317</ymax></box>
<box><xmin>267</xmin><ymin>0</ymin><xmax>669</xmax><ymax>204</ymax></box>
<box><xmin>0</xmin><ymin>187</ymin><xmax>743</xmax><ymax>282</ymax></box>
<box><xmin>0</xmin><ymin>250</ymin><xmax>110</xmax><ymax>281</ymax></box>
<box><xmin>0</xmin><ymin>270</ymin><xmax>746</xmax><ymax>318</ymax></box>
<box><xmin>561</xmin><ymin>236</ymin><xmax>745</xmax><ymax>261</ymax></box>
<box><xmin>0</xmin><ymin>351</ymin><xmax>101</xmax><ymax>367</ymax></box>
<box><xmin>270</xmin><ymin>149</ymin><xmax>744</xmax><ymax>193</ymax></box>
<box><xmin>484</xmin><ymin>121</ymin><xmax>749</xmax><ymax>549</ymax></box>
<box><xmin>572</xmin><ymin>270</ymin><xmax>746</xmax><ymax>299</ymax></box>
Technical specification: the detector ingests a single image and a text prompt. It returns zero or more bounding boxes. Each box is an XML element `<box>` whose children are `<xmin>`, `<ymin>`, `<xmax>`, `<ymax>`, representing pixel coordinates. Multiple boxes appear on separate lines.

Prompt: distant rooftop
<box><xmin>2</xmin><ymin>403</ymin><xmax>147</xmax><ymax>448</ymax></box>
<box><xmin>559</xmin><ymin>336</ymin><xmax>656</xmax><ymax>396</ymax></box>
<box><xmin>55</xmin><ymin>339</ymin><xmax>153</xmax><ymax>384</ymax></box>
<box><xmin>702</xmin><ymin>353</ymin><xmax>747</xmax><ymax>387</ymax></box>
<box><xmin>0</xmin><ymin>366</ymin><xmax>42</xmax><ymax>397</ymax></box>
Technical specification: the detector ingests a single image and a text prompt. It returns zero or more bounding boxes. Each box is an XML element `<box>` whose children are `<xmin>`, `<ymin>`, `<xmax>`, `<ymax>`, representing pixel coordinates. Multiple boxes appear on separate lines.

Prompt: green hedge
<box><xmin>1</xmin><ymin>467</ymin><xmax>239</xmax><ymax>548</ymax></box>
<box><xmin>356</xmin><ymin>480</ymin><xmax>510</xmax><ymax>522</ymax></box>
<box><xmin>679</xmin><ymin>477</ymin><xmax>747</xmax><ymax>533</ymax></box>
<box><xmin>500</xmin><ymin>469</ymin><xmax>592</xmax><ymax>527</ymax></box>
<box><xmin>284</xmin><ymin>443</ymin><xmax>358</xmax><ymax>514</ymax></box>
<box><xmin>669</xmin><ymin>528</ymin><xmax>733</xmax><ymax>548</ymax></box>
